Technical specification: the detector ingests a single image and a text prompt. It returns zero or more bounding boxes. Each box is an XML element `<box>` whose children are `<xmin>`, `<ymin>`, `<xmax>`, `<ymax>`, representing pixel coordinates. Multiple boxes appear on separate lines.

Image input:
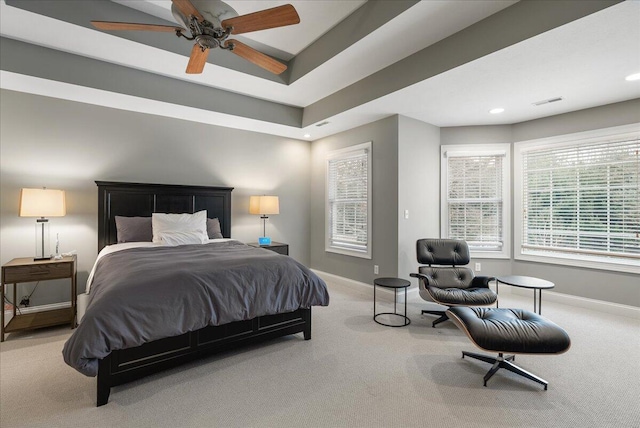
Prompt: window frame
<box><xmin>514</xmin><ymin>123</ymin><xmax>640</xmax><ymax>274</ymax></box>
<box><xmin>440</xmin><ymin>143</ymin><xmax>511</xmax><ymax>259</ymax></box>
<box><xmin>325</xmin><ymin>141</ymin><xmax>372</xmax><ymax>259</ymax></box>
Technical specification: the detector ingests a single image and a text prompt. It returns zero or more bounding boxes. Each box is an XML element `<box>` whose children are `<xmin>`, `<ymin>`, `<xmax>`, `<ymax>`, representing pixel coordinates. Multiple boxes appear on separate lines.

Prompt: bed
<box><xmin>63</xmin><ymin>181</ymin><xmax>329</xmax><ymax>406</ymax></box>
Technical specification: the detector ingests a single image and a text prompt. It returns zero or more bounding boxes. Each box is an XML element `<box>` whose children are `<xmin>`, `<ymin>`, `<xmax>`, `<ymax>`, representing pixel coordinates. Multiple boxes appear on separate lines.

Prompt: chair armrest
<box><xmin>472</xmin><ymin>276</ymin><xmax>495</xmax><ymax>288</ymax></box>
<box><xmin>410</xmin><ymin>272</ymin><xmax>431</xmax><ymax>285</ymax></box>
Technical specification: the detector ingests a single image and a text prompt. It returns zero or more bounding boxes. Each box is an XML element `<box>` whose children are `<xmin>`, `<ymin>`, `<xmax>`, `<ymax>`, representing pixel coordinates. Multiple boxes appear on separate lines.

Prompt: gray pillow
<box><xmin>115</xmin><ymin>216</ymin><xmax>152</xmax><ymax>243</ymax></box>
<box><xmin>207</xmin><ymin>218</ymin><xmax>223</xmax><ymax>239</ymax></box>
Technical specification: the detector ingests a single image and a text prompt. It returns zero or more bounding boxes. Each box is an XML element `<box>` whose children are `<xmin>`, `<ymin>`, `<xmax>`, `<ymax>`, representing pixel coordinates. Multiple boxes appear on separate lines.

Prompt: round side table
<box><xmin>373</xmin><ymin>277</ymin><xmax>411</xmax><ymax>327</ymax></box>
<box><xmin>496</xmin><ymin>275</ymin><xmax>555</xmax><ymax>315</ymax></box>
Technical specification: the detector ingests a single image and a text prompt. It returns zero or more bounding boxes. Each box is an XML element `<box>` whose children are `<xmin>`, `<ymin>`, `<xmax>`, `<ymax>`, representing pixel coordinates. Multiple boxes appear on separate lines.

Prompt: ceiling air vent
<box><xmin>315</xmin><ymin>121</ymin><xmax>330</xmax><ymax>127</ymax></box>
<box><xmin>532</xmin><ymin>97</ymin><xmax>563</xmax><ymax>106</ymax></box>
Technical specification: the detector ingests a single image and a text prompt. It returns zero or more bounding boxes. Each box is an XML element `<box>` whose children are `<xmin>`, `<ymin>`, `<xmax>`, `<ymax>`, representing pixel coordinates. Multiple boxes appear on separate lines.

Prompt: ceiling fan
<box><xmin>91</xmin><ymin>0</ymin><xmax>300</xmax><ymax>75</ymax></box>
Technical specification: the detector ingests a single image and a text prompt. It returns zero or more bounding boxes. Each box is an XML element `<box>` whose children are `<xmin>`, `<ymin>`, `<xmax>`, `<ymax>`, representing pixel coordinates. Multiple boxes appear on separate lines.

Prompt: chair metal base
<box><xmin>421</xmin><ymin>309</ymin><xmax>449</xmax><ymax>327</ymax></box>
<box><xmin>461</xmin><ymin>351</ymin><xmax>548</xmax><ymax>390</ymax></box>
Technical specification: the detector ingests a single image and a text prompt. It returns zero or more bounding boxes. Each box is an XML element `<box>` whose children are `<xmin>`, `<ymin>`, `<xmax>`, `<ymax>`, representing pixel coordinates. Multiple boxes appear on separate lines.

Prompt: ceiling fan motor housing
<box><xmin>171</xmin><ymin>0</ymin><xmax>238</xmax><ymax>32</ymax></box>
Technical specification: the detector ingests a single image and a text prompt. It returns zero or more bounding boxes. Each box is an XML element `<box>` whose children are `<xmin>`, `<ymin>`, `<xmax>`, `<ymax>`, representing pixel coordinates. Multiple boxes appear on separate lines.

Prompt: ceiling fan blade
<box><xmin>186</xmin><ymin>44</ymin><xmax>209</xmax><ymax>74</ymax></box>
<box><xmin>172</xmin><ymin>0</ymin><xmax>204</xmax><ymax>21</ymax></box>
<box><xmin>221</xmin><ymin>4</ymin><xmax>300</xmax><ymax>35</ymax></box>
<box><xmin>91</xmin><ymin>21</ymin><xmax>183</xmax><ymax>33</ymax></box>
<box><xmin>226</xmin><ymin>40</ymin><xmax>287</xmax><ymax>75</ymax></box>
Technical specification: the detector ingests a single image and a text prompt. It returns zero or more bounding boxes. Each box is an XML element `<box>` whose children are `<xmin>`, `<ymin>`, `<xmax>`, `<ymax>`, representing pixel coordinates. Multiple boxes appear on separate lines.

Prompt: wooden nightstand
<box><xmin>1</xmin><ymin>255</ymin><xmax>77</xmax><ymax>342</ymax></box>
<box><xmin>247</xmin><ymin>242</ymin><xmax>289</xmax><ymax>256</ymax></box>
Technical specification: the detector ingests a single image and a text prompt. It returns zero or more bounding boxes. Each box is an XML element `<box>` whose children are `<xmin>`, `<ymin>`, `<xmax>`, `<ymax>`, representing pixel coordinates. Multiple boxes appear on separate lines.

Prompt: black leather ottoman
<box><xmin>446</xmin><ymin>307</ymin><xmax>571</xmax><ymax>390</ymax></box>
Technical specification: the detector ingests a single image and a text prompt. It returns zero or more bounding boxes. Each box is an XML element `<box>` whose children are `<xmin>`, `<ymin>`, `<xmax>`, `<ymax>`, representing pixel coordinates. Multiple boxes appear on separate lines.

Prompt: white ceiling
<box><xmin>1</xmin><ymin>0</ymin><xmax>639</xmax><ymax>141</ymax></box>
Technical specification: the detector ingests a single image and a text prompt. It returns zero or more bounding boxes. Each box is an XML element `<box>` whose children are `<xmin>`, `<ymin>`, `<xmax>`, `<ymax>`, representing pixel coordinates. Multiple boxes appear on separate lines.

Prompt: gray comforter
<box><xmin>63</xmin><ymin>240</ymin><xmax>329</xmax><ymax>376</ymax></box>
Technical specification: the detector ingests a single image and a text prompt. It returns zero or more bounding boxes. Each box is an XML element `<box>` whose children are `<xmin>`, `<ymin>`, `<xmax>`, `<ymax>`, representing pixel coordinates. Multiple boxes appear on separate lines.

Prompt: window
<box><xmin>514</xmin><ymin>125</ymin><xmax>640</xmax><ymax>273</ymax></box>
<box><xmin>441</xmin><ymin>144</ymin><xmax>510</xmax><ymax>258</ymax></box>
<box><xmin>326</xmin><ymin>142</ymin><xmax>372</xmax><ymax>259</ymax></box>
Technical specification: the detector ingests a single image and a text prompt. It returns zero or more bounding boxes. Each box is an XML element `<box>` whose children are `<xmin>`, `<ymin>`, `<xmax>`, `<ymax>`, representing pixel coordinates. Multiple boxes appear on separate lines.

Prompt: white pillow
<box><xmin>158</xmin><ymin>230</ymin><xmax>206</xmax><ymax>246</ymax></box>
<box><xmin>152</xmin><ymin>210</ymin><xmax>208</xmax><ymax>243</ymax></box>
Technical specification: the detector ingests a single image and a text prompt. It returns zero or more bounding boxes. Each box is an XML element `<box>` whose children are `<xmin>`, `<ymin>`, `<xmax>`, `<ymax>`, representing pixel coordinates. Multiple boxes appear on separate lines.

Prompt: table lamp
<box><xmin>249</xmin><ymin>195</ymin><xmax>279</xmax><ymax>246</ymax></box>
<box><xmin>19</xmin><ymin>188</ymin><xmax>66</xmax><ymax>260</ymax></box>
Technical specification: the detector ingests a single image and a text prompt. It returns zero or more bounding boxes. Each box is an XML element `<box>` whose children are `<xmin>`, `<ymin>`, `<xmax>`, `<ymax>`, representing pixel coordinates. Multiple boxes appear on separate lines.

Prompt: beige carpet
<box><xmin>1</xmin><ymin>278</ymin><xmax>639</xmax><ymax>428</ymax></box>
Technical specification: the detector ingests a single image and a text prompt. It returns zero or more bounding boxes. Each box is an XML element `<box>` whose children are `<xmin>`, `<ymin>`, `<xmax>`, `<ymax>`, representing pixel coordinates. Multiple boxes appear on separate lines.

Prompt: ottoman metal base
<box><xmin>461</xmin><ymin>351</ymin><xmax>548</xmax><ymax>390</ymax></box>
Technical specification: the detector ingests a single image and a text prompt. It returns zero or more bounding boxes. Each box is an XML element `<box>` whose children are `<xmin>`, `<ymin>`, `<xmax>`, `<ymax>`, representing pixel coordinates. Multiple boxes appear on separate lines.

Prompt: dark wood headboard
<box><xmin>96</xmin><ymin>181</ymin><xmax>233</xmax><ymax>251</ymax></box>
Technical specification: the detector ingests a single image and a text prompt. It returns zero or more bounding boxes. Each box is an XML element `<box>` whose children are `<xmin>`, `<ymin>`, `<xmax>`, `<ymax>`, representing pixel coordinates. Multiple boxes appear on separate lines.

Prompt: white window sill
<box><xmin>516</xmin><ymin>251</ymin><xmax>640</xmax><ymax>274</ymax></box>
<box><xmin>325</xmin><ymin>246</ymin><xmax>372</xmax><ymax>259</ymax></box>
<box><xmin>470</xmin><ymin>251</ymin><xmax>510</xmax><ymax>260</ymax></box>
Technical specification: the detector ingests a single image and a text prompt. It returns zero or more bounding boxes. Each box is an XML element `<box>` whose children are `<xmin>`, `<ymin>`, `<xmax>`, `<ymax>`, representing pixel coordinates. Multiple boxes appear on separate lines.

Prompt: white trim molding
<box><xmin>441</xmin><ymin>143</ymin><xmax>511</xmax><ymax>259</ymax></box>
<box><xmin>312</xmin><ymin>269</ymin><xmax>419</xmax><ymax>303</ymax></box>
<box><xmin>514</xmin><ymin>123</ymin><xmax>640</xmax><ymax>274</ymax></box>
<box><xmin>508</xmin><ymin>287</ymin><xmax>640</xmax><ymax>320</ymax></box>
<box><xmin>325</xmin><ymin>142</ymin><xmax>373</xmax><ymax>259</ymax></box>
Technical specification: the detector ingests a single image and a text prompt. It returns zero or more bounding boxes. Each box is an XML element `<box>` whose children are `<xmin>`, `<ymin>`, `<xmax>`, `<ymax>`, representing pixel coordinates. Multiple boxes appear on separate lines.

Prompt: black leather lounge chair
<box><xmin>410</xmin><ymin>239</ymin><xmax>497</xmax><ymax>327</ymax></box>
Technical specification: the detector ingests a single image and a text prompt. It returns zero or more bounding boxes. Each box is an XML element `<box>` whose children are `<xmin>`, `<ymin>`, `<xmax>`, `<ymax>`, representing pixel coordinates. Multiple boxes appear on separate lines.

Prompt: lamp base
<box><xmin>258</xmin><ymin>237</ymin><xmax>272</xmax><ymax>246</ymax></box>
<box><xmin>35</xmin><ymin>218</ymin><xmax>51</xmax><ymax>261</ymax></box>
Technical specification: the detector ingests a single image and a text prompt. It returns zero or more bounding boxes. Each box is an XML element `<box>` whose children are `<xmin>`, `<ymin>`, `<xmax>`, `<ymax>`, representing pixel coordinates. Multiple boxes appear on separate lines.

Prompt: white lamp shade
<box><xmin>19</xmin><ymin>188</ymin><xmax>66</xmax><ymax>217</ymax></box>
<box><xmin>249</xmin><ymin>195</ymin><xmax>279</xmax><ymax>215</ymax></box>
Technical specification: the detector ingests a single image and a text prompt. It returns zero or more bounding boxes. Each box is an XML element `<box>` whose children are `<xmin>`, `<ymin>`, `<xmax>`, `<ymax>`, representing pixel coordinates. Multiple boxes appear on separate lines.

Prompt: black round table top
<box><xmin>496</xmin><ymin>275</ymin><xmax>554</xmax><ymax>290</ymax></box>
<box><xmin>374</xmin><ymin>277</ymin><xmax>411</xmax><ymax>289</ymax></box>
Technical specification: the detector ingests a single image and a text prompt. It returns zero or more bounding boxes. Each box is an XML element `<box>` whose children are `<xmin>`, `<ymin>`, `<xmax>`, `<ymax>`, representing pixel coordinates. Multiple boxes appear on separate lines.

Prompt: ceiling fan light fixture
<box><xmin>196</xmin><ymin>34</ymin><xmax>220</xmax><ymax>49</ymax></box>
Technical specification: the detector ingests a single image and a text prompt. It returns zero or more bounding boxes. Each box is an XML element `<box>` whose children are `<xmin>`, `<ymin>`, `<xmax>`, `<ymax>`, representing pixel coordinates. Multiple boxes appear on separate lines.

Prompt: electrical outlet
<box><xmin>374</xmin><ymin>265</ymin><xmax>379</xmax><ymax>274</ymax></box>
<box><xmin>475</xmin><ymin>262</ymin><xmax>481</xmax><ymax>272</ymax></box>
<box><xmin>404</xmin><ymin>210</ymin><xmax>409</xmax><ymax>219</ymax></box>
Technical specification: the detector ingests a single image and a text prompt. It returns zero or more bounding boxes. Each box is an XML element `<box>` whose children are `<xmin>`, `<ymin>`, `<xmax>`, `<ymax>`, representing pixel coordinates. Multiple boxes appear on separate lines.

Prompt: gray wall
<box><xmin>510</xmin><ymin>100</ymin><xmax>640</xmax><ymax>307</ymax></box>
<box><xmin>0</xmin><ymin>89</ymin><xmax>312</xmax><ymax>306</ymax></box>
<box><xmin>310</xmin><ymin>101</ymin><xmax>639</xmax><ymax>307</ymax></box>
<box><xmin>397</xmin><ymin>116</ymin><xmax>440</xmax><ymax>288</ymax></box>
<box><xmin>310</xmin><ymin>116</ymin><xmax>399</xmax><ymax>283</ymax></box>
<box><xmin>2</xmin><ymin>88</ymin><xmax>637</xmax><ymax>308</ymax></box>
<box><xmin>440</xmin><ymin>125</ymin><xmax>514</xmax><ymax>278</ymax></box>
<box><xmin>513</xmin><ymin>98</ymin><xmax>640</xmax><ymax>142</ymax></box>
<box><xmin>441</xmin><ymin>100</ymin><xmax>640</xmax><ymax>307</ymax></box>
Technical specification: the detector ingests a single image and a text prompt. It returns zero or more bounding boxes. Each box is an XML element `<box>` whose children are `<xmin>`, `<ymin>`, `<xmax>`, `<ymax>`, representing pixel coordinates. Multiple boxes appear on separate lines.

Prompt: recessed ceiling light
<box><xmin>303</xmin><ymin>134</ymin><xmax>311</xmax><ymax>138</ymax></box>
<box><xmin>489</xmin><ymin>108</ymin><xmax>505</xmax><ymax>114</ymax></box>
<box><xmin>625</xmin><ymin>73</ymin><xmax>640</xmax><ymax>81</ymax></box>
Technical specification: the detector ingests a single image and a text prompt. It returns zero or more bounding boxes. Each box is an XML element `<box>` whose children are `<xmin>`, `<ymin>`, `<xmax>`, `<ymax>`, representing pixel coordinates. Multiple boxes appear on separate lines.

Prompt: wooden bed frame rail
<box><xmin>98</xmin><ymin>308</ymin><xmax>311</xmax><ymax>406</ymax></box>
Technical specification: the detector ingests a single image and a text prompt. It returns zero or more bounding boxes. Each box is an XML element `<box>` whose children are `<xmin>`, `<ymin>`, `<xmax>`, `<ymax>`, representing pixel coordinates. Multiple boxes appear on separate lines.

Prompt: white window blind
<box><xmin>521</xmin><ymin>137</ymin><xmax>640</xmax><ymax>262</ymax></box>
<box><xmin>442</xmin><ymin>146</ymin><xmax>509</xmax><ymax>255</ymax></box>
<box><xmin>326</xmin><ymin>142</ymin><xmax>372</xmax><ymax>258</ymax></box>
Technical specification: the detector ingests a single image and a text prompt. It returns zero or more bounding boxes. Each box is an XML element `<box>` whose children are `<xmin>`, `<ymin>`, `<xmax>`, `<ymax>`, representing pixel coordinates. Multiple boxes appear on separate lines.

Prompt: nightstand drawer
<box><xmin>3</xmin><ymin>262</ymin><xmax>72</xmax><ymax>283</ymax></box>
<box><xmin>247</xmin><ymin>242</ymin><xmax>289</xmax><ymax>256</ymax></box>
<box><xmin>267</xmin><ymin>245</ymin><xmax>288</xmax><ymax>255</ymax></box>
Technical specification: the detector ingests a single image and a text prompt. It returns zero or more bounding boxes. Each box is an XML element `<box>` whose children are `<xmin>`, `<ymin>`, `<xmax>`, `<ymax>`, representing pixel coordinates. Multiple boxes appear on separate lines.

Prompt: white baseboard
<box><xmin>312</xmin><ymin>269</ymin><xmax>419</xmax><ymax>303</ymax></box>
<box><xmin>4</xmin><ymin>301</ymin><xmax>71</xmax><ymax>321</ymax></box>
<box><xmin>313</xmin><ymin>270</ymin><xmax>639</xmax><ymax>319</ymax></box>
<box><xmin>508</xmin><ymin>287</ymin><xmax>640</xmax><ymax>319</ymax></box>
